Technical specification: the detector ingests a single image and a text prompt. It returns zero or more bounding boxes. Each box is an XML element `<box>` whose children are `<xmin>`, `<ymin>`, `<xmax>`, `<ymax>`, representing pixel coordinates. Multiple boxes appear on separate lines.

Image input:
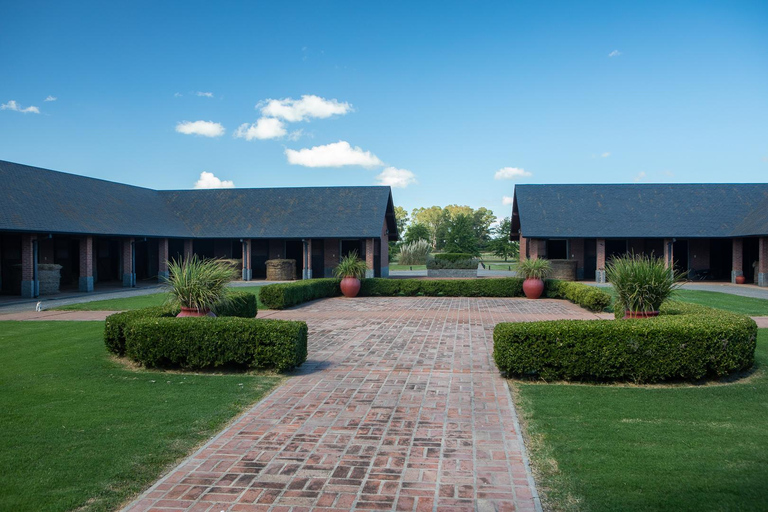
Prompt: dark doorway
<box><xmin>311</xmin><ymin>239</ymin><xmax>324</xmax><ymax>278</ymax></box>
<box><xmin>285</xmin><ymin>240</ymin><xmax>303</xmax><ymax>280</ymax></box>
<box><xmin>252</xmin><ymin>240</ymin><xmax>269</xmax><ymax>278</ymax></box>
<box><xmin>584</xmin><ymin>238</ymin><xmax>597</xmax><ymax>281</ymax></box>
<box><xmin>193</xmin><ymin>239</ymin><xmax>215</xmax><ymax>259</ymax></box>
<box><xmin>743</xmin><ymin>237</ymin><xmax>760</xmax><ymax>283</ymax></box>
<box><xmin>168</xmin><ymin>239</ymin><xmax>185</xmax><ymax>264</ymax></box>
<box><xmin>605</xmin><ymin>239</ymin><xmax>627</xmax><ymax>263</ymax></box>
<box><xmin>709</xmin><ymin>238</ymin><xmax>732</xmax><ymax>281</ymax></box>
<box><xmin>546</xmin><ymin>240</ymin><xmax>568</xmax><ymax>260</ymax></box>
<box><xmin>673</xmin><ymin>239</ymin><xmax>689</xmax><ymax>274</ymax></box>
<box><xmin>1</xmin><ymin>234</ymin><xmax>22</xmax><ymax>294</ymax></box>
<box><xmin>341</xmin><ymin>239</ymin><xmax>362</xmax><ymax>259</ymax></box>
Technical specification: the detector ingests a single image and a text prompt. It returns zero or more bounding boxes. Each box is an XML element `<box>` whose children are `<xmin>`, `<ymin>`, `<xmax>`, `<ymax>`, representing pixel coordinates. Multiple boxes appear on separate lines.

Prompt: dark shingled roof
<box><xmin>0</xmin><ymin>160</ymin><xmax>398</xmax><ymax>240</ymax></box>
<box><xmin>511</xmin><ymin>183</ymin><xmax>768</xmax><ymax>239</ymax></box>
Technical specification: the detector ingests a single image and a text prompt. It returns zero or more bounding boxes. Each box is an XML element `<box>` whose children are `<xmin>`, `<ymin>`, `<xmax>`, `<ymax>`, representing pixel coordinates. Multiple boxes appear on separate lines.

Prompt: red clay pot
<box><xmin>340</xmin><ymin>277</ymin><xmax>361</xmax><ymax>298</ymax></box>
<box><xmin>522</xmin><ymin>278</ymin><xmax>545</xmax><ymax>299</ymax></box>
<box><xmin>623</xmin><ymin>310</ymin><xmax>660</xmax><ymax>319</ymax></box>
<box><xmin>177</xmin><ymin>307</ymin><xmax>216</xmax><ymax>317</ymax></box>
<box><xmin>735</xmin><ymin>275</ymin><xmax>746</xmax><ymax>285</ymax></box>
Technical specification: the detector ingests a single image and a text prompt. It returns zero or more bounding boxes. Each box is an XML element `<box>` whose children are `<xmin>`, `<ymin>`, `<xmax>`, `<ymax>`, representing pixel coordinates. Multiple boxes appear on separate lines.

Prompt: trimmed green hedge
<box><xmin>125</xmin><ymin>317</ymin><xmax>307</xmax><ymax>372</ymax></box>
<box><xmin>104</xmin><ymin>291</ymin><xmax>257</xmax><ymax>356</ymax></box>
<box><xmin>259</xmin><ymin>277</ymin><xmax>612</xmax><ymax>312</ymax></box>
<box><xmin>427</xmin><ymin>253</ymin><xmax>478</xmax><ymax>269</ymax></box>
<box><xmin>493</xmin><ymin>302</ymin><xmax>757</xmax><ymax>383</ymax></box>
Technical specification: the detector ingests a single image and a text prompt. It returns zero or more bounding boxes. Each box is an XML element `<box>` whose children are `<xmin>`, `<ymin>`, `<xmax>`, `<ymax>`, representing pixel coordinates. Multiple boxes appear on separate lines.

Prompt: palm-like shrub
<box><xmin>165</xmin><ymin>256</ymin><xmax>237</xmax><ymax>312</ymax></box>
<box><xmin>398</xmin><ymin>240</ymin><xmax>431</xmax><ymax>265</ymax></box>
<box><xmin>516</xmin><ymin>258</ymin><xmax>552</xmax><ymax>280</ymax></box>
<box><xmin>333</xmin><ymin>251</ymin><xmax>368</xmax><ymax>279</ymax></box>
<box><xmin>606</xmin><ymin>253</ymin><xmax>686</xmax><ymax>316</ymax></box>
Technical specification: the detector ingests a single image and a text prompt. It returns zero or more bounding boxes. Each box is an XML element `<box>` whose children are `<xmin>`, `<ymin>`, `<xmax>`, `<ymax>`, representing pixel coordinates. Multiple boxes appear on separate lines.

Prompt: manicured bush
<box><xmin>259</xmin><ymin>278</ymin><xmax>341</xmax><ymax>309</ymax></box>
<box><xmin>104</xmin><ymin>291</ymin><xmax>258</xmax><ymax>355</ymax></box>
<box><xmin>427</xmin><ymin>253</ymin><xmax>479</xmax><ymax>269</ymax></box>
<box><xmin>361</xmin><ymin>277</ymin><xmax>524</xmax><ymax>297</ymax></box>
<box><xmin>125</xmin><ymin>317</ymin><xmax>307</xmax><ymax>372</ymax></box>
<box><xmin>493</xmin><ymin>302</ymin><xmax>757</xmax><ymax>383</ymax></box>
<box><xmin>545</xmin><ymin>280</ymin><xmax>611</xmax><ymax>312</ymax></box>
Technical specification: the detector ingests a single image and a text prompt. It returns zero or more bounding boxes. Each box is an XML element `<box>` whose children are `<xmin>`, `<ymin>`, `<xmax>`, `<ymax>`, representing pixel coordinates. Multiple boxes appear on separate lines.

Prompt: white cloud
<box><xmin>502</xmin><ymin>196</ymin><xmax>514</xmax><ymax>206</ymax></box>
<box><xmin>196</xmin><ymin>91</ymin><xmax>214</xmax><ymax>98</ymax></box>
<box><xmin>1</xmin><ymin>100</ymin><xmax>40</xmax><ymax>114</ymax></box>
<box><xmin>601</xmin><ymin>152</ymin><xmax>611</xmax><ymax>158</ymax></box>
<box><xmin>44</xmin><ymin>95</ymin><xmax>57</xmax><ymax>102</ymax></box>
<box><xmin>285</xmin><ymin>141</ymin><xmax>383</xmax><ymax>168</ymax></box>
<box><xmin>494</xmin><ymin>167</ymin><xmax>532</xmax><ymax>180</ymax></box>
<box><xmin>234</xmin><ymin>118</ymin><xmax>286</xmax><ymax>140</ymax></box>
<box><xmin>260</xmin><ymin>95</ymin><xmax>352</xmax><ymax>122</ymax></box>
<box><xmin>175</xmin><ymin>120</ymin><xmax>225</xmax><ymax>137</ymax></box>
<box><xmin>376</xmin><ymin>167</ymin><xmax>417</xmax><ymax>188</ymax></box>
<box><xmin>287</xmin><ymin>129</ymin><xmax>303</xmax><ymax>141</ymax></box>
<box><xmin>634</xmin><ymin>171</ymin><xmax>647</xmax><ymax>182</ymax></box>
<box><xmin>193</xmin><ymin>171</ymin><xmax>235</xmax><ymax>189</ymax></box>
<box><xmin>174</xmin><ymin>92</ymin><xmax>183</xmax><ymax>97</ymax></box>
<box><xmin>609</xmin><ymin>50</ymin><xmax>621</xmax><ymax>57</ymax></box>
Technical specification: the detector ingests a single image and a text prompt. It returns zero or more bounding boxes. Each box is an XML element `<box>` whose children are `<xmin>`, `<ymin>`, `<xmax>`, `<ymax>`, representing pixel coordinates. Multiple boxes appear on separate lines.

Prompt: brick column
<box><xmin>242</xmin><ymin>240</ymin><xmax>252</xmax><ymax>281</ymax></box>
<box><xmin>158</xmin><ymin>238</ymin><xmax>169</xmax><ymax>282</ymax></box>
<box><xmin>20</xmin><ymin>234</ymin><xmax>38</xmax><ymax>298</ymax></box>
<box><xmin>365</xmin><ymin>238</ymin><xmax>375</xmax><ymax>278</ymax></box>
<box><xmin>301</xmin><ymin>239</ymin><xmax>312</xmax><ymax>280</ymax></box>
<box><xmin>184</xmin><ymin>239</ymin><xmax>194</xmax><ymax>262</ymax></box>
<box><xmin>381</xmin><ymin>222</ymin><xmax>389</xmax><ymax>278</ymax></box>
<box><xmin>758</xmin><ymin>237</ymin><xmax>768</xmax><ymax>287</ymax></box>
<box><xmin>79</xmin><ymin>236</ymin><xmax>94</xmax><ymax>292</ymax></box>
<box><xmin>570</xmin><ymin>238</ymin><xmax>585</xmax><ymax>280</ymax></box>
<box><xmin>596</xmin><ymin>238</ymin><xmax>606</xmax><ymax>283</ymax></box>
<box><xmin>519</xmin><ymin>236</ymin><xmax>528</xmax><ymax>261</ymax></box>
<box><xmin>528</xmin><ymin>239</ymin><xmax>540</xmax><ymax>260</ymax></box>
<box><xmin>732</xmin><ymin>238</ymin><xmax>743</xmax><ymax>283</ymax></box>
<box><xmin>663</xmin><ymin>238</ymin><xmax>674</xmax><ymax>269</ymax></box>
<box><xmin>122</xmin><ymin>238</ymin><xmax>135</xmax><ymax>287</ymax></box>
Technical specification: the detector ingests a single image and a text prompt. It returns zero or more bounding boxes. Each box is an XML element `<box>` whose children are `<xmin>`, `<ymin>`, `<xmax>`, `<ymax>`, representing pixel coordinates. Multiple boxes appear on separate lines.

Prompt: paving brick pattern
<box><xmin>125</xmin><ymin>297</ymin><xmax>604</xmax><ymax>512</ymax></box>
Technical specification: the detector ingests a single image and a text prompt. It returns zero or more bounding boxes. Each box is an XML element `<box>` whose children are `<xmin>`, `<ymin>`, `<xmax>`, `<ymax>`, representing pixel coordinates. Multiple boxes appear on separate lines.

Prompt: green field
<box><xmin>54</xmin><ymin>286</ymin><xmax>266</xmax><ymax>311</ymax></box>
<box><xmin>671</xmin><ymin>289</ymin><xmax>768</xmax><ymax>316</ymax></box>
<box><xmin>0</xmin><ymin>321</ymin><xmax>281</xmax><ymax>512</ymax></box>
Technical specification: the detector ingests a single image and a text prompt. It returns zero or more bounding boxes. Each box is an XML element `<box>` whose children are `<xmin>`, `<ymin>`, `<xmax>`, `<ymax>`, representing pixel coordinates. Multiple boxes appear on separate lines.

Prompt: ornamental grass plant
<box><xmin>606</xmin><ymin>252</ymin><xmax>686</xmax><ymax>317</ymax></box>
<box><xmin>398</xmin><ymin>240</ymin><xmax>431</xmax><ymax>265</ymax></box>
<box><xmin>333</xmin><ymin>251</ymin><xmax>368</xmax><ymax>279</ymax></box>
<box><xmin>516</xmin><ymin>257</ymin><xmax>553</xmax><ymax>279</ymax></box>
<box><xmin>165</xmin><ymin>255</ymin><xmax>237</xmax><ymax>312</ymax></box>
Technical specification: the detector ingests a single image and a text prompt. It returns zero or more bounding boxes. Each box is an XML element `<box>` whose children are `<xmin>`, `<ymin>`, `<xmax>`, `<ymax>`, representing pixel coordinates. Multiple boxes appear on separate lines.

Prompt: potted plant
<box><xmin>517</xmin><ymin>258</ymin><xmax>552</xmax><ymax>299</ymax></box>
<box><xmin>165</xmin><ymin>255</ymin><xmax>236</xmax><ymax>317</ymax></box>
<box><xmin>606</xmin><ymin>253</ymin><xmax>686</xmax><ymax>319</ymax></box>
<box><xmin>333</xmin><ymin>251</ymin><xmax>368</xmax><ymax>298</ymax></box>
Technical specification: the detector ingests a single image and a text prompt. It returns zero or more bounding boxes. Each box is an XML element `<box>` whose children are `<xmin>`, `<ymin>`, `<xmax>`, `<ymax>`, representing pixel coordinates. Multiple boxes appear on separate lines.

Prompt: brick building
<box><xmin>510</xmin><ymin>183</ymin><xmax>768</xmax><ymax>287</ymax></box>
<box><xmin>0</xmin><ymin>161</ymin><xmax>398</xmax><ymax>298</ymax></box>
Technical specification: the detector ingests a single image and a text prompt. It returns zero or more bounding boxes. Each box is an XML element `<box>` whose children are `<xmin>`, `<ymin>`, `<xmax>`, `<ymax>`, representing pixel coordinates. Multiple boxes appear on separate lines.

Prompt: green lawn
<box><xmin>0</xmin><ymin>321</ymin><xmax>281</xmax><ymax>512</ymax></box>
<box><xmin>54</xmin><ymin>286</ymin><xmax>266</xmax><ymax>311</ymax></box>
<box><xmin>389</xmin><ymin>264</ymin><xmax>426</xmax><ymax>271</ymax></box>
<box><xmin>515</xmin><ymin>330</ymin><xmax>768</xmax><ymax>512</ymax></box>
<box><xmin>672</xmin><ymin>289</ymin><xmax>768</xmax><ymax>316</ymax></box>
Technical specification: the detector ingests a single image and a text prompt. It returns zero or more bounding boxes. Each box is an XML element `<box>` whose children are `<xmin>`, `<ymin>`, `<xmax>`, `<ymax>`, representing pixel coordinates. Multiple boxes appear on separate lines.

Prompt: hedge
<box><xmin>427</xmin><ymin>253</ymin><xmax>479</xmax><ymax>269</ymax></box>
<box><xmin>493</xmin><ymin>302</ymin><xmax>757</xmax><ymax>383</ymax></box>
<box><xmin>125</xmin><ymin>317</ymin><xmax>307</xmax><ymax>372</ymax></box>
<box><xmin>259</xmin><ymin>277</ymin><xmax>612</xmax><ymax>312</ymax></box>
<box><xmin>104</xmin><ymin>291</ymin><xmax>257</xmax><ymax>356</ymax></box>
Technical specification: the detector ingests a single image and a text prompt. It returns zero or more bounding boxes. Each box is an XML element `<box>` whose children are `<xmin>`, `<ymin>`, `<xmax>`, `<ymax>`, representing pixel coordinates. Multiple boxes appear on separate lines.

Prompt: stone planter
<box><xmin>549</xmin><ymin>259</ymin><xmax>577</xmax><ymax>281</ymax></box>
<box><xmin>38</xmin><ymin>264</ymin><xmax>62</xmax><ymax>295</ymax></box>
<box><xmin>266</xmin><ymin>259</ymin><xmax>296</xmax><ymax>281</ymax></box>
<box><xmin>426</xmin><ymin>269</ymin><xmax>478</xmax><ymax>278</ymax></box>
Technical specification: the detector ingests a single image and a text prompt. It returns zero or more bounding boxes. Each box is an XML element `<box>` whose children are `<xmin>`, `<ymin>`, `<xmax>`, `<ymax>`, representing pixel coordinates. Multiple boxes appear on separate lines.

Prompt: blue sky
<box><xmin>1</xmin><ymin>1</ymin><xmax>766</xmax><ymax>220</ymax></box>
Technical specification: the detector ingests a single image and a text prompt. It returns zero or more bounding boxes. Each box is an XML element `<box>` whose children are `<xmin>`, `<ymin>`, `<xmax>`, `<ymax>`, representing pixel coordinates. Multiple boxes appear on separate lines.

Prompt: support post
<box><xmin>21</xmin><ymin>234</ymin><xmax>38</xmax><ymax>298</ymax></box>
<box><xmin>158</xmin><ymin>238</ymin><xmax>169</xmax><ymax>282</ymax></box>
<box><xmin>365</xmin><ymin>238</ymin><xmax>375</xmax><ymax>278</ymax></box>
<box><xmin>242</xmin><ymin>239</ymin><xmax>252</xmax><ymax>281</ymax></box>
<box><xmin>184</xmin><ymin>239</ymin><xmax>193</xmax><ymax>262</ymax></box>
<box><xmin>528</xmin><ymin>238</ymin><xmax>540</xmax><ymax>260</ymax></box>
<box><xmin>122</xmin><ymin>238</ymin><xmax>135</xmax><ymax>287</ymax></box>
<box><xmin>79</xmin><ymin>236</ymin><xmax>94</xmax><ymax>292</ymax></box>
<box><xmin>663</xmin><ymin>238</ymin><xmax>674</xmax><ymax>269</ymax></box>
<box><xmin>570</xmin><ymin>238</ymin><xmax>585</xmax><ymax>280</ymax></box>
<box><xmin>758</xmin><ymin>237</ymin><xmax>768</xmax><ymax>287</ymax></box>
<box><xmin>301</xmin><ymin>239</ymin><xmax>312</xmax><ymax>280</ymax></box>
<box><xmin>732</xmin><ymin>238</ymin><xmax>743</xmax><ymax>283</ymax></box>
<box><xmin>596</xmin><ymin>238</ymin><xmax>606</xmax><ymax>283</ymax></box>
<box><xmin>519</xmin><ymin>236</ymin><xmax>528</xmax><ymax>261</ymax></box>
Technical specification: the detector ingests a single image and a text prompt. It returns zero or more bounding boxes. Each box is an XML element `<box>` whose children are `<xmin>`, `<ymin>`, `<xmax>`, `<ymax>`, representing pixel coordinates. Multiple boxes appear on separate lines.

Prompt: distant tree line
<box><xmin>390</xmin><ymin>205</ymin><xmax>518</xmax><ymax>261</ymax></box>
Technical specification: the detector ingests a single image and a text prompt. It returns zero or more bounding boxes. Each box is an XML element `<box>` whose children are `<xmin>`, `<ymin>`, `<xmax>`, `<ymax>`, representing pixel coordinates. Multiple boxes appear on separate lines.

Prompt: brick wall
<box><xmin>21</xmin><ymin>234</ymin><xmax>36</xmax><ymax>282</ymax></box>
<box><xmin>528</xmin><ymin>238</ymin><xmax>540</xmax><ymax>260</ymax></box>
<box><xmin>184</xmin><ymin>239</ymin><xmax>193</xmax><ymax>261</ymax></box>
<box><xmin>519</xmin><ymin>237</ymin><xmax>528</xmax><ymax>261</ymax></box>
<box><xmin>569</xmin><ymin>238</ymin><xmax>585</xmax><ymax>280</ymax></box>
<box><xmin>732</xmin><ymin>238</ymin><xmax>743</xmax><ymax>271</ymax></box>
<box><xmin>79</xmin><ymin>236</ymin><xmax>93</xmax><ymax>277</ymax></box>
<box><xmin>158</xmin><ymin>238</ymin><xmax>169</xmax><ymax>273</ymax></box>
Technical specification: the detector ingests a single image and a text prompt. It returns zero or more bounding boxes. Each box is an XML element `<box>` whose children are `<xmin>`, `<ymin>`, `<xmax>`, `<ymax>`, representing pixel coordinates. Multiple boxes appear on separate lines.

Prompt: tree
<box><xmin>411</xmin><ymin>206</ymin><xmax>449</xmax><ymax>249</ymax></box>
<box><xmin>403</xmin><ymin>223</ymin><xmax>431</xmax><ymax>245</ymax></box>
<box><xmin>487</xmin><ymin>217</ymin><xmax>518</xmax><ymax>261</ymax></box>
<box><xmin>472</xmin><ymin>207</ymin><xmax>496</xmax><ymax>249</ymax></box>
<box><xmin>393</xmin><ymin>206</ymin><xmax>409</xmax><ymax>237</ymax></box>
<box><xmin>444</xmin><ymin>214</ymin><xmax>479</xmax><ymax>255</ymax></box>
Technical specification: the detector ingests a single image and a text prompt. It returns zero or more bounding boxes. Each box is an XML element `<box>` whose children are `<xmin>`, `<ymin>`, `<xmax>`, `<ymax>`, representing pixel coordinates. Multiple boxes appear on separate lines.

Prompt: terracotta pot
<box><xmin>623</xmin><ymin>310</ymin><xmax>660</xmax><ymax>319</ymax></box>
<box><xmin>735</xmin><ymin>275</ymin><xmax>746</xmax><ymax>285</ymax></box>
<box><xmin>177</xmin><ymin>307</ymin><xmax>216</xmax><ymax>317</ymax></box>
<box><xmin>340</xmin><ymin>277</ymin><xmax>361</xmax><ymax>298</ymax></box>
<box><xmin>522</xmin><ymin>278</ymin><xmax>545</xmax><ymax>299</ymax></box>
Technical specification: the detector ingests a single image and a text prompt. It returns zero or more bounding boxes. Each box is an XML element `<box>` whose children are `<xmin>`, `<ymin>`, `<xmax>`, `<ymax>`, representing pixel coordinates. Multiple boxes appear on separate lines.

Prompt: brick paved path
<box><xmin>125</xmin><ymin>297</ymin><xmax>605</xmax><ymax>512</ymax></box>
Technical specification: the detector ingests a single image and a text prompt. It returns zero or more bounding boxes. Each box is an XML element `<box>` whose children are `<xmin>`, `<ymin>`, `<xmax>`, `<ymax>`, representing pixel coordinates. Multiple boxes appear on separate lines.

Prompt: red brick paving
<box><xmin>124</xmin><ymin>297</ymin><xmax>604</xmax><ymax>512</ymax></box>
